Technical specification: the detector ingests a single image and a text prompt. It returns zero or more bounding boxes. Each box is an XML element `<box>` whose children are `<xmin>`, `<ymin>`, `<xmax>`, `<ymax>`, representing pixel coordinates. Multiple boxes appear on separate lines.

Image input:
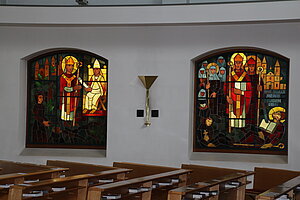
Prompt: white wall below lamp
<box><xmin>138</xmin><ymin>76</ymin><xmax>158</xmax><ymax>127</ymax></box>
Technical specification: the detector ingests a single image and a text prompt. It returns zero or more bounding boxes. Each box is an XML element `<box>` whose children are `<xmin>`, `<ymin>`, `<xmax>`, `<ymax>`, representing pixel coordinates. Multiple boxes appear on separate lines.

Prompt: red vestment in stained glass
<box><xmin>59</xmin><ymin>73</ymin><xmax>78</xmax><ymax>115</ymax></box>
<box><xmin>224</xmin><ymin>70</ymin><xmax>252</xmax><ymax>122</ymax></box>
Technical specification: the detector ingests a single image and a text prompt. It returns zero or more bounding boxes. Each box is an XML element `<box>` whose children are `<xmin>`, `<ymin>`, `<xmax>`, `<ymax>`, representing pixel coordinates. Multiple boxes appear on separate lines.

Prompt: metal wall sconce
<box><xmin>138</xmin><ymin>76</ymin><xmax>158</xmax><ymax>126</ymax></box>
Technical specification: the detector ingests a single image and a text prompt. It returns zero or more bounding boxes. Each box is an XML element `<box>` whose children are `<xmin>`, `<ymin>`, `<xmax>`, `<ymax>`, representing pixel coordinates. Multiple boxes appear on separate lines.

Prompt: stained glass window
<box><xmin>26</xmin><ymin>50</ymin><xmax>108</xmax><ymax>149</ymax></box>
<box><xmin>193</xmin><ymin>47</ymin><xmax>289</xmax><ymax>155</ymax></box>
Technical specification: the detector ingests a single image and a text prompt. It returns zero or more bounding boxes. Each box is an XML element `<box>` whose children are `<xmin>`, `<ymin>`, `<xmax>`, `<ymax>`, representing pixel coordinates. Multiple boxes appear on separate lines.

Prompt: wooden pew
<box><xmin>7</xmin><ymin>175</ymin><xmax>89</xmax><ymax>200</ymax></box>
<box><xmin>181</xmin><ymin>164</ymin><xmax>247</xmax><ymax>185</ymax></box>
<box><xmin>6</xmin><ymin>169</ymin><xmax>133</xmax><ymax>200</ymax></box>
<box><xmin>0</xmin><ymin>161</ymin><xmax>68</xmax><ymax>200</ymax></box>
<box><xmin>46</xmin><ymin>160</ymin><xmax>132</xmax><ymax>189</ymax></box>
<box><xmin>112</xmin><ymin>162</ymin><xmax>189</xmax><ymax>200</ymax></box>
<box><xmin>168</xmin><ymin>171</ymin><xmax>254</xmax><ymax>200</ymax></box>
<box><xmin>0</xmin><ymin>160</ymin><xmax>68</xmax><ymax>185</ymax></box>
<box><xmin>256</xmin><ymin>175</ymin><xmax>300</xmax><ymax>200</ymax></box>
<box><xmin>246</xmin><ymin>167</ymin><xmax>300</xmax><ymax>200</ymax></box>
<box><xmin>174</xmin><ymin>164</ymin><xmax>254</xmax><ymax>200</ymax></box>
<box><xmin>87</xmin><ymin>169</ymin><xmax>191</xmax><ymax>200</ymax></box>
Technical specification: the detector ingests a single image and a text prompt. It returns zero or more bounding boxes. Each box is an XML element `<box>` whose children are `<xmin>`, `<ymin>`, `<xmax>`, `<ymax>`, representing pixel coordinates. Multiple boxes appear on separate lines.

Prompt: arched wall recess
<box><xmin>26</xmin><ymin>49</ymin><xmax>108</xmax><ymax>150</ymax></box>
<box><xmin>192</xmin><ymin>47</ymin><xmax>289</xmax><ymax>155</ymax></box>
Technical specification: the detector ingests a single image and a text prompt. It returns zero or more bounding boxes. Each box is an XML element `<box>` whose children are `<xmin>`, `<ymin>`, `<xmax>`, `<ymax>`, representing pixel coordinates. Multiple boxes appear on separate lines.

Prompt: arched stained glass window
<box><xmin>26</xmin><ymin>50</ymin><xmax>108</xmax><ymax>149</ymax></box>
<box><xmin>193</xmin><ymin>47</ymin><xmax>289</xmax><ymax>155</ymax></box>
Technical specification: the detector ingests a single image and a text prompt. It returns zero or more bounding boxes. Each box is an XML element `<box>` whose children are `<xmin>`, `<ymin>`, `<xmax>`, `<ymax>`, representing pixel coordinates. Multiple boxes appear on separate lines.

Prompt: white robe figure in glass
<box><xmin>83</xmin><ymin>59</ymin><xmax>105</xmax><ymax>114</ymax></box>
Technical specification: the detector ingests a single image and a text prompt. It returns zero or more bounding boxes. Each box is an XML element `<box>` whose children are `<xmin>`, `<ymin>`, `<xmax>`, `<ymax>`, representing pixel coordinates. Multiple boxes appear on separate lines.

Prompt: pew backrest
<box><xmin>47</xmin><ymin>160</ymin><xmax>117</xmax><ymax>176</ymax></box>
<box><xmin>113</xmin><ymin>162</ymin><xmax>178</xmax><ymax>178</ymax></box>
<box><xmin>0</xmin><ymin>160</ymin><xmax>56</xmax><ymax>175</ymax></box>
<box><xmin>181</xmin><ymin>164</ymin><xmax>246</xmax><ymax>185</ymax></box>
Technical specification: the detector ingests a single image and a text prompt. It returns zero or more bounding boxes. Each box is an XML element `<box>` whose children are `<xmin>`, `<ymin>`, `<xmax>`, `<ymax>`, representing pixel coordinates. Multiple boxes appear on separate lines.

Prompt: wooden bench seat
<box><xmin>87</xmin><ymin>169</ymin><xmax>191</xmax><ymax>200</ymax></box>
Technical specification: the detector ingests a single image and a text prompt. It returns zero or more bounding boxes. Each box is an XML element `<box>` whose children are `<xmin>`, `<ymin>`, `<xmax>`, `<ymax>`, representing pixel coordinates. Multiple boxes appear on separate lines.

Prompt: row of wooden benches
<box><xmin>0</xmin><ymin>160</ymin><xmax>298</xmax><ymax>200</ymax></box>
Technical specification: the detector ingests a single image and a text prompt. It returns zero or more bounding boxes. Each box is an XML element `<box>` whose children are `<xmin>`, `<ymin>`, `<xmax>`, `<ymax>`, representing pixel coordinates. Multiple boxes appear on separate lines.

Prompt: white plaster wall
<box><xmin>1</xmin><ymin>1</ymin><xmax>300</xmax><ymax>25</ymax></box>
<box><xmin>0</xmin><ymin>2</ymin><xmax>299</xmax><ymax>171</ymax></box>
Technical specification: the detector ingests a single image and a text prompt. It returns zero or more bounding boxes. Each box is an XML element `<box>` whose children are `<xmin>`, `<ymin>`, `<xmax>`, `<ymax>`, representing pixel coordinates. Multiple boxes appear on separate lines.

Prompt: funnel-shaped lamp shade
<box><xmin>138</xmin><ymin>76</ymin><xmax>158</xmax><ymax>89</ymax></box>
<box><xmin>138</xmin><ymin>75</ymin><xmax>158</xmax><ymax>127</ymax></box>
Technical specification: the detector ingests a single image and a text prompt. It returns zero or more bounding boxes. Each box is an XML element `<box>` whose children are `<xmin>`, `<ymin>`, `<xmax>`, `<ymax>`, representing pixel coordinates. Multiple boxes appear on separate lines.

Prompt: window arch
<box><xmin>26</xmin><ymin>50</ymin><xmax>108</xmax><ymax>149</ymax></box>
<box><xmin>193</xmin><ymin>47</ymin><xmax>289</xmax><ymax>155</ymax></box>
